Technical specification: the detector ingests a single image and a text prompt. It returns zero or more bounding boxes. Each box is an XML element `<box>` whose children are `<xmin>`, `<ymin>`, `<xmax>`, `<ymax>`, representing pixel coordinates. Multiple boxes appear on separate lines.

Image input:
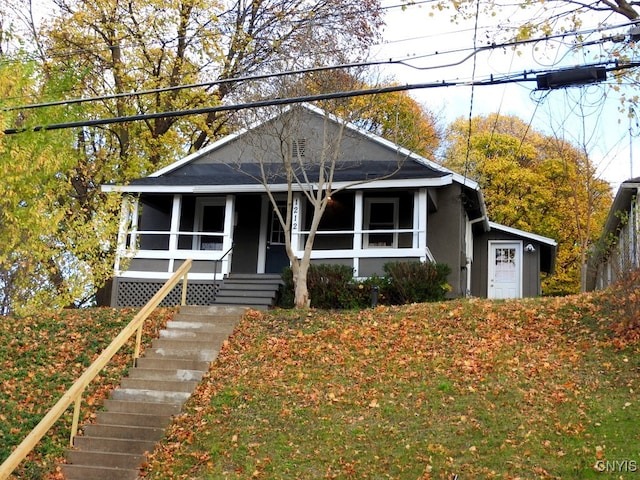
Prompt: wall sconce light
<box><xmin>525</xmin><ymin>243</ymin><xmax>536</xmax><ymax>253</ymax></box>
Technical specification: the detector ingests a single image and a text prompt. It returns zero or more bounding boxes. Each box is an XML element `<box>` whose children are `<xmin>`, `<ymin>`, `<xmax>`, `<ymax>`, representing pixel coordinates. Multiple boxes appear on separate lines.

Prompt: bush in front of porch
<box><xmin>278</xmin><ymin>262</ymin><xmax>451</xmax><ymax>309</ymax></box>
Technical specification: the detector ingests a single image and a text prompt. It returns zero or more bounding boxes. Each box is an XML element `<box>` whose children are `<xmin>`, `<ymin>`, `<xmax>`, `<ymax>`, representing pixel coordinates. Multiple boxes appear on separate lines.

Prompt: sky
<box><xmin>374</xmin><ymin>0</ymin><xmax>639</xmax><ymax>190</ymax></box>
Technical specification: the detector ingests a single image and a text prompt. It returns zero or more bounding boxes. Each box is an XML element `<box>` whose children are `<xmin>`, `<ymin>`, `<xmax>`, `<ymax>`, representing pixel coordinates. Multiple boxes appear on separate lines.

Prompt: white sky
<box><xmin>375</xmin><ymin>1</ymin><xmax>638</xmax><ymax>190</ymax></box>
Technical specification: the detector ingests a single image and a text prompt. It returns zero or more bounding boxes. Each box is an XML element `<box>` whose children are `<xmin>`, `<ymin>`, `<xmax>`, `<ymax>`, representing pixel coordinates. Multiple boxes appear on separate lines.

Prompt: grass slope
<box><xmin>143</xmin><ymin>294</ymin><xmax>640</xmax><ymax>480</ymax></box>
<box><xmin>0</xmin><ymin>307</ymin><xmax>174</xmax><ymax>479</ymax></box>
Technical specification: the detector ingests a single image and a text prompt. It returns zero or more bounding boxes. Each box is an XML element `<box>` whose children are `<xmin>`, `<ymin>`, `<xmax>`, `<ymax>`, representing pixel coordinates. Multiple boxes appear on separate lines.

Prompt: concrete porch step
<box><xmin>120</xmin><ymin>377</ymin><xmax>200</xmax><ymax>393</ymax></box>
<box><xmin>95</xmin><ymin>410</ymin><xmax>172</xmax><ymax>428</ymax></box>
<box><xmin>171</xmin><ymin>312</ymin><xmax>242</xmax><ymax>324</ymax></box>
<box><xmin>152</xmin><ymin>336</ymin><xmax>230</xmax><ymax>350</ymax></box>
<box><xmin>72</xmin><ymin>436</ymin><xmax>158</xmax><ymax>454</ymax></box>
<box><xmin>59</xmin><ymin>463</ymin><xmax>139</xmax><ymax>480</ymax></box>
<box><xmin>66</xmin><ymin>450</ymin><xmax>145</xmax><ymax>469</ymax></box>
<box><xmin>160</xmin><ymin>325</ymin><xmax>234</xmax><ymax>338</ymax></box>
<box><xmin>178</xmin><ymin>305</ymin><xmax>247</xmax><ymax>316</ymax></box>
<box><xmin>134</xmin><ymin>356</ymin><xmax>210</xmax><ymax>372</ymax></box>
<box><xmin>110</xmin><ymin>388</ymin><xmax>192</xmax><ymax>404</ymax></box>
<box><xmin>144</xmin><ymin>348</ymin><xmax>219</xmax><ymax>363</ymax></box>
<box><xmin>102</xmin><ymin>399</ymin><xmax>183</xmax><ymax>416</ymax></box>
<box><xmin>127</xmin><ymin>367</ymin><xmax>205</xmax><ymax>382</ymax></box>
<box><xmin>82</xmin><ymin>423</ymin><xmax>166</xmax><ymax>442</ymax></box>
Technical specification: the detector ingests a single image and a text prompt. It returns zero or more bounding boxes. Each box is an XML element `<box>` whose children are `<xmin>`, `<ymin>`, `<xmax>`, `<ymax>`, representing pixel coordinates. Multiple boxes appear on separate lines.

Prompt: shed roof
<box><xmin>488</xmin><ymin>222</ymin><xmax>558</xmax><ymax>274</ymax></box>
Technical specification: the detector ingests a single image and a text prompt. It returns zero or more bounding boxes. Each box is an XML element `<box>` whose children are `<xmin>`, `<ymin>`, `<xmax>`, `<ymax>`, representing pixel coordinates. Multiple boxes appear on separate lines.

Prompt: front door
<box><xmin>265</xmin><ymin>200</ymin><xmax>290</xmax><ymax>274</ymax></box>
<box><xmin>488</xmin><ymin>242</ymin><xmax>522</xmax><ymax>299</ymax></box>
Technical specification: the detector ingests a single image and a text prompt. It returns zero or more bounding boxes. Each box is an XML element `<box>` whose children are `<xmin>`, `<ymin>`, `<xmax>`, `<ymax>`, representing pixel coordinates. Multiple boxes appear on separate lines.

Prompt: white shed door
<box><xmin>488</xmin><ymin>242</ymin><xmax>522</xmax><ymax>299</ymax></box>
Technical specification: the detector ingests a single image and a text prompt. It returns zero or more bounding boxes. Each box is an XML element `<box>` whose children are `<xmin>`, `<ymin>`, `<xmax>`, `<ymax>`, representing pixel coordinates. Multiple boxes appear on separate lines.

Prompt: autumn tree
<box><xmin>442</xmin><ymin>114</ymin><xmax>611</xmax><ymax>294</ymax></box>
<box><xmin>0</xmin><ymin>55</ymin><xmax>123</xmax><ymax>315</ymax></box>
<box><xmin>302</xmin><ymin>71</ymin><xmax>441</xmax><ymax>158</ymax></box>
<box><xmin>0</xmin><ymin>0</ymin><xmax>384</xmax><ymax>309</ymax></box>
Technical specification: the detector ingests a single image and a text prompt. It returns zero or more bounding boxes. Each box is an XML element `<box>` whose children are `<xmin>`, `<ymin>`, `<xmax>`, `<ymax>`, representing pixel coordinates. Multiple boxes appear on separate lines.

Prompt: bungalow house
<box><xmin>586</xmin><ymin>177</ymin><xmax>640</xmax><ymax>290</ymax></box>
<box><xmin>102</xmin><ymin>104</ymin><xmax>557</xmax><ymax>307</ymax></box>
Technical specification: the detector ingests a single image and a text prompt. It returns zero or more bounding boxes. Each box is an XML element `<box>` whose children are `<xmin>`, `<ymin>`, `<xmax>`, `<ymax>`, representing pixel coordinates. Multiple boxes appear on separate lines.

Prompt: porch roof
<box><xmin>104</xmin><ymin>159</ymin><xmax>452</xmax><ymax>193</ymax></box>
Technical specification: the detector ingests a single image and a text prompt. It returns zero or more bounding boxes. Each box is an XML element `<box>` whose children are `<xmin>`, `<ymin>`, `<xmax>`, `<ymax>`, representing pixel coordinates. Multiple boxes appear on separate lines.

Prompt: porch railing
<box><xmin>212</xmin><ymin>244</ymin><xmax>234</xmax><ymax>303</ymax></box>
<box><xmin>0</xmin><ymin>259</ymin><xmax>194</xmax><ymax>480</ymax></box>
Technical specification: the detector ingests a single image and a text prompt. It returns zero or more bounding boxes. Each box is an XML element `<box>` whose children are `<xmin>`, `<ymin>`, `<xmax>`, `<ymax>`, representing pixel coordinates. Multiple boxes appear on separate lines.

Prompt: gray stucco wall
<box><xmin>426</xmin><ymin>184</ymin><xmax>466</xmax><ymax>297</ymax></box>
<box><xmin>191</xmin><ymin>108</ymin><xmax>409</xmax><ymax>166</ymax></box>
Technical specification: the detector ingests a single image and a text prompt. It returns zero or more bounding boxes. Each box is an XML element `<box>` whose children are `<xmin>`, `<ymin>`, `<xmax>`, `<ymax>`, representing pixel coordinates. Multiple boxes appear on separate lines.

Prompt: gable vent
<box><xmin>292</xmin><ymin>138</ymin><xmax>306</xmax><ymax>157</ymax></box>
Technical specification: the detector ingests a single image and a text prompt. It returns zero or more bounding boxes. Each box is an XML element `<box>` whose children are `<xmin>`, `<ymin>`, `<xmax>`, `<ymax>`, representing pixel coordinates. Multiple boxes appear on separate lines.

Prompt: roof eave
<box><xmin>101</xmin><ymin>174</ymin><xmax>454</xmax><ymax>194</ymax></box>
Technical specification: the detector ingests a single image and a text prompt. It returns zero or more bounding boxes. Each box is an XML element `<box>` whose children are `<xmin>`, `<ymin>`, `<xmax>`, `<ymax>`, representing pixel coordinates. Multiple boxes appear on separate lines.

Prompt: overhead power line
<box><xmin>5</xmin><ymin>61</ymin><xmax>638</xmax><ymax>136</ymax></box>
<box><xmin>4</xmin><ymin>20</ymin><xmax>636</xmax><ymax>114</ymax></box>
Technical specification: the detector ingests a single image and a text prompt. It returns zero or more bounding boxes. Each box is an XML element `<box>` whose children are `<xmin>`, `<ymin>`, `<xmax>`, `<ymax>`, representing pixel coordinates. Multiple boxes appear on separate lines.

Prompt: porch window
<box><xmin>269</xmin><ymin>200</ymin><xmax>287</xmax><ymax>245</ymax></box>
<box><xmin>193</xmin><ymin>198</ymin><xmax>225</xmax><ymax>250</ymax></box>
<box><xmin>364</xmin><ymin>198</ymin><xmax>399</xmax><ymax>248</ymax></box>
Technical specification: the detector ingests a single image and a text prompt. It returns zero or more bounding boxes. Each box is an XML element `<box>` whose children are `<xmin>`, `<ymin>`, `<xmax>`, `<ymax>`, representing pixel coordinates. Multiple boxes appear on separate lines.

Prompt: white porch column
<box><xmin>129</xmin><ymin>196</ymin><xmax>139</xmax><ymax>256</ymax></box>
<box><xmin>222</xmin><ymin>194</ymin><xmax>236</xmax><ymax>276</ymax></box>
<box><xmin>114</xmin><ymin>195</ymin><xmax>136</xmax><ymax>275</ymax></box>
<box><xmin>415</xmin><ymin>188</ymin><xmax>427</xmax><ymax>254</ymax></box>
<box><xmin>257</xmin><ymin>196</ymin><xmax>269</xmax><ymax>274</ymax></box>
<box><xmin>354</xmin><ymin>191</ymin><xmax>364</xmax><ymax>277</ymax></box>
<box><xmin>168</xmin><ymin>194</ymin><xmax>182</xmax><ymax>272</ymax></box>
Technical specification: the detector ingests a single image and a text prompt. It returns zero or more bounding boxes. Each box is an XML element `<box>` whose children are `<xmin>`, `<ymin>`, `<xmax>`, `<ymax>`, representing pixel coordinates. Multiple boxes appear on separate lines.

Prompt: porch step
<box><xmin>60</xmin><ymin>305</ymin><xmax>244</xmax><ymax>480</ymax></box>
<box><xmin>212</xmin><ymin>274</ymin><xmax>283</xmax><ymax>310</ymax></box>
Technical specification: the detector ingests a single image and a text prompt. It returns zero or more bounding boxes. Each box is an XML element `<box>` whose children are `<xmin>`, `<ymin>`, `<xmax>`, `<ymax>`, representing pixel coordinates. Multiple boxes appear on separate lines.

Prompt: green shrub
<box><xmin>307</xmin><ymin>264</ymin><xmax>355</xmax><ymax>309</ymax></box>
<box><xmin>279</xmin><ymin>264</ymin><xmax>358</xmax><ymax>309</ymax></box>
<box><xmin>383</xmin><ymin>261</ymin><xmax>452</xmax><ymax>304</ymax></box>
<box><xmin>278</xmin><ymin>261</ymin><xmax>451</xmax><ymax>309</ymax></box>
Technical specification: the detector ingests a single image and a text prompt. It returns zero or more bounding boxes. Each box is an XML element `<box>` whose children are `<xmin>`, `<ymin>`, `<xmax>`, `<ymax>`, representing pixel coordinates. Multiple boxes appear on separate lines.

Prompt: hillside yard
<box><xmin>0</xmin><ymin>293</ymin><xmax>639</xmax><ymax>479</ymax></box>
<box><xmin>0</xmin><ymin>308</ymin><xmax>174</xmax><ymax>479</ymax></box>
<box><xmin>140</xmin><ymin>293</ymin><xmax>639</xmax><ymax>479</ymax></box>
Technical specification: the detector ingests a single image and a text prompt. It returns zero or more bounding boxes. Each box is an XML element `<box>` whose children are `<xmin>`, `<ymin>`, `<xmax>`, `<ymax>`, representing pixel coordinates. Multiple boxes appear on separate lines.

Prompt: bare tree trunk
<box><xmin>291</xmin><ymin>258</ymin><xmax>310</xmax><ymax>308</ymax></box>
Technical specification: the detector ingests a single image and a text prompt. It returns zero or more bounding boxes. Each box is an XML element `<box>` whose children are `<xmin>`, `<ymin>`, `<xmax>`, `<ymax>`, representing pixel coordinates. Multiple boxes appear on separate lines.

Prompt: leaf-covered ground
<box><xmin>143</xmin><ymin>294</ymin><xmax>640</xmax><ymax>479</ymax></box>
<box><xmin>0</xmin><ymin>307</ymin><xmax>175</xmax><ymax>479</ymax></box>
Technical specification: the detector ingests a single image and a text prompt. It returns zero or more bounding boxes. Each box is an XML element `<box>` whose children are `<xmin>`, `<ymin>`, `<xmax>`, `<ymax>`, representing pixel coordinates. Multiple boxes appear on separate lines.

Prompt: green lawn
<box><xmin>0</xmin><ymin>307</ymin><xmax>174</xmax><ymax>479</ymax></box>
<box><xmin>0</xmin><ymin>293</ymin><xmax>638</xmax><ymax>480</ymax></box>
<box><xmin>143</xmin><ymin>295</ymin><xmax>640</xmax><ymax>479</ymax></box>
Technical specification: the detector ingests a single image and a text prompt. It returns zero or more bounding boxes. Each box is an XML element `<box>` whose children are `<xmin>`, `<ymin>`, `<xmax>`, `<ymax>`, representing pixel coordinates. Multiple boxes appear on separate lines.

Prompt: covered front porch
<box><xmin>112</xmin><ymin>187</ymin><xmax>434</xmax><ymax>288</ymax></box>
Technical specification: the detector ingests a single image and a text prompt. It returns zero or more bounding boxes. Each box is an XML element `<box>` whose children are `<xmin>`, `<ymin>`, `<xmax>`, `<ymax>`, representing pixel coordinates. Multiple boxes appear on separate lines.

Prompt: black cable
<box><xmin>4</xmin><ymin>20</ymin><xmax>636</xmax><ymax>113</ymax></box>
<box><xmin>4</xmin><ymin>59</ymin><xmax>639</xmax><ymax>135</ymax></box>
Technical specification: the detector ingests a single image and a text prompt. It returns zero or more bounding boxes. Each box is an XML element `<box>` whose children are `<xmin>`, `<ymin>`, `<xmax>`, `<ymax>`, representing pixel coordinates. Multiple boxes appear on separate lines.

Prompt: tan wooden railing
<box><xmin>0</xmin><ymin>258</ymin><xmax>193</xmax><ymax>480</ymax></box>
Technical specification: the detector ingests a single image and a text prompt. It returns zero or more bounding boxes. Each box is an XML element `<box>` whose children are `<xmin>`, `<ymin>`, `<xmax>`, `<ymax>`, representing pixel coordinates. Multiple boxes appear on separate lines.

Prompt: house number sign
<box><xmin>292</xmin><ymin>197</ymin><xmax>300</xmax><ymax>232</ymax></box>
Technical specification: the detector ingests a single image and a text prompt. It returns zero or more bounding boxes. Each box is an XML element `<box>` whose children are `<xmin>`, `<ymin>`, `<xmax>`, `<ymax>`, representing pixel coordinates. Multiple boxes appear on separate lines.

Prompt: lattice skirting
<box><xmin>113</xmin><ymin>278</ymin><xmax>219</xmax><ymax>307</ymax></box>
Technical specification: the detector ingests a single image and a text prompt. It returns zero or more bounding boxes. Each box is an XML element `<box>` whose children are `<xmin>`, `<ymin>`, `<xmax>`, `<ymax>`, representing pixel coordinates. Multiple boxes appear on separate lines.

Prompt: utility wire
<box><xmin>4</xmin><ymin>20</ymin><xmax>636</xmax><ymax>113</ymax></box>
<box><xmin>6</xmin><ymin>60</ymin><xmax>638</xmax><ymax>136</ymax></box>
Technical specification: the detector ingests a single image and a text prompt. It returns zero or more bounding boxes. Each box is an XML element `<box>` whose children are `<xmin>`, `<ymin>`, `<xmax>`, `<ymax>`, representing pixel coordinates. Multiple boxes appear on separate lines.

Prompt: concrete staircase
<box><xmin>60</xmin><ymin>305</ymin><xmax>246</xmax><ymax>480</ymax></box>
<box><xmin>213</xmin><ymin>273</ymin><xmax>283</xmax><ymax>310</ymax></box>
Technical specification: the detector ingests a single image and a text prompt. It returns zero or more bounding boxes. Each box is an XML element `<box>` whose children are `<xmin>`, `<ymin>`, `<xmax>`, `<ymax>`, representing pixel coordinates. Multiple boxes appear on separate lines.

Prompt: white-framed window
<box><xmin>364</xmin><ymin>197</ymin><xmax>399</xmax><ymax>248</ymax></box>
<box><xmin>193</xmin><ymin>198</ymin><xmax>225</xmax><ymax>250</ymax></box>
<box><xmin>269</xmin><ymin>200</ymin><xmax>287</xmax><ymax>245</ymax></box>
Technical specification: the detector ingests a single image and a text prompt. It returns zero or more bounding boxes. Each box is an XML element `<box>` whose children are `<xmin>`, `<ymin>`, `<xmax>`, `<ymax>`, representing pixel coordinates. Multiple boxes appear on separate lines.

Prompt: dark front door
<box><xmin>265</xmin><ymin>200</ymin><xmax>290</xmax><ymax>274</ymax></box>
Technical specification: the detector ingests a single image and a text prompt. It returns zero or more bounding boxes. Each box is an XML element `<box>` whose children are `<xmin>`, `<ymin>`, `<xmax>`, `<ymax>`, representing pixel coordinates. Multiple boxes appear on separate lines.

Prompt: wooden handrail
<box><xmin>0</xmin><ymin>258</ymin><xmax>193</xmax><ymax>480</ymax></box>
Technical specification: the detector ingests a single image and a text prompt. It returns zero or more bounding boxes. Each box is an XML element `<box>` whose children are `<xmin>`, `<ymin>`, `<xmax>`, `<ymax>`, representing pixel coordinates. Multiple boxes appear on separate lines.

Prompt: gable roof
<box><xmin>102</xmin><ymin>103</ymin><xmax>490</xmax><ymax>228</ymax></box>
<box><xmin>148</xmin><ymin>103</ymin><xmax>467</xmax><ymax>181</ymax></box>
